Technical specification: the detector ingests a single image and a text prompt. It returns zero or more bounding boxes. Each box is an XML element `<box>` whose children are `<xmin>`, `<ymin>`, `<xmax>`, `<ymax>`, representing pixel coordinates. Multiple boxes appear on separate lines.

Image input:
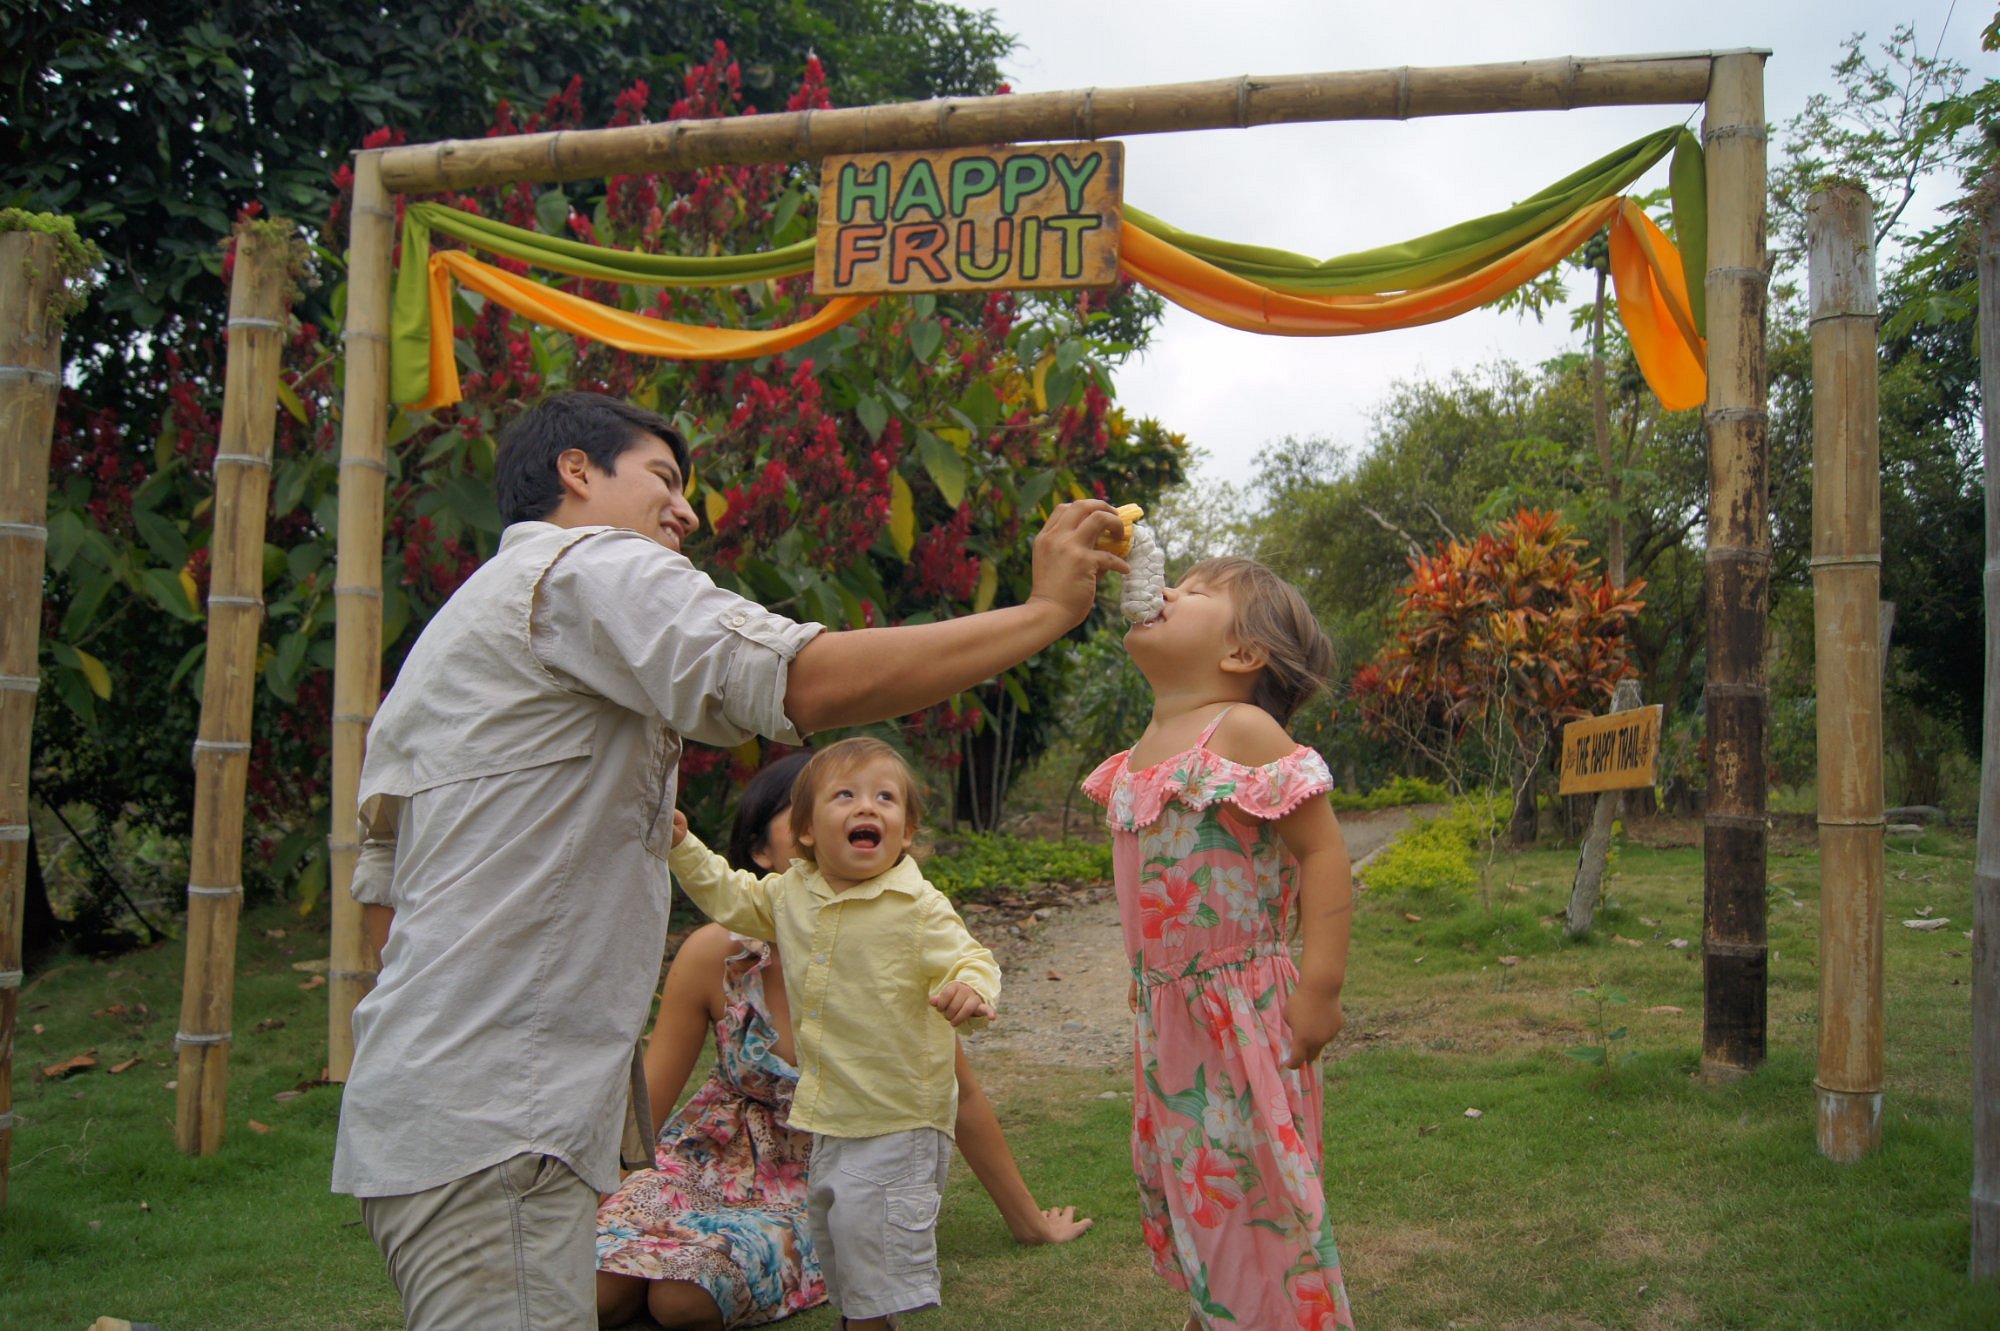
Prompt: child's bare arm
<box><xmin>1274</xmin><ymin>796</ymin><xmax>1352</xmax><ymax>1069</ymax></box>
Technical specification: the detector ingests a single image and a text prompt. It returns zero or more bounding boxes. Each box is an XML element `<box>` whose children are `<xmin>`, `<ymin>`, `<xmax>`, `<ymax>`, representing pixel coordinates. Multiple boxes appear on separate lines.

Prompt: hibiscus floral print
<box><xmin>1084</xmin><ymin>714</ymin><xmax>1356</xmax><ymax>1331</ymax></box>
<box><xmin>595</xmin><ymin>940</ymin><xmax>826</xmax><ymax>1327</ymax></box>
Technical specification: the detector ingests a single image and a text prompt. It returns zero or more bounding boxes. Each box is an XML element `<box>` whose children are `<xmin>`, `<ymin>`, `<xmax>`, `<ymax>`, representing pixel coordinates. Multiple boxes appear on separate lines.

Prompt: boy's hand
<box><xmin>1028</xmin><ymin>500</ymin><xmax>1128</xmax><ymax>629</ymax></box>
<box><xmin>931</xmin><ymin>981</ymin><xmax>997</xmax><ymax>1027</ymax></box>
<box><xmin>1282</xmin><ymin>983</ymin><xmax>1344</xmax><ymax>1070</ymax></box>
<box><xmin>670</xmin><ymin>810</ymin><xmax>688</xmax><ymax>846</ymax></box>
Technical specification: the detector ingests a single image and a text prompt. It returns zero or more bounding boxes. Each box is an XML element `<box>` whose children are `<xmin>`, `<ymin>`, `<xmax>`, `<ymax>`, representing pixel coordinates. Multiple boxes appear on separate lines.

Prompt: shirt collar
<box><xmin>802</xmin><ymin>853</ymin><xmax>928</xmax><ymax>902</ymax></box>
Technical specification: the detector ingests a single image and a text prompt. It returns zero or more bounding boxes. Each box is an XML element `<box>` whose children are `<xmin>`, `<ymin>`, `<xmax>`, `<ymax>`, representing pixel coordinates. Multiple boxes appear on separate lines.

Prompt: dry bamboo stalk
<box><xmin>327</xmin><ymin>153</ymin><xmax>393</xmax><ymax>1082</ymax></box>
<box><xmin>1698</xmin><ymin>52</ymin><xmax>1771</xmax><ymax>1081</ymax></box>
<box><xmin>1971</xmin><ymin>175</ymin><xmax>2000</xmax><ymax>1280</ymax></box>
<box><xmin>1807</xmin><ymin>183</ymin><xmax>1884</xmax><ymax>1162</ymax></box>
<box><xmin>174</xmin><ymin>223</ymin><xmax>292</xmax><ymax>1157</ymax></box>
<box><xmin>0</xmin><ymin>231</ymin><xmax>64</xmax><ymax>1208</ymax></box>
<box><xmin>377</xmin><ymin>52</ymin><xmax>1728</xmax><ymax>193</ymax></box>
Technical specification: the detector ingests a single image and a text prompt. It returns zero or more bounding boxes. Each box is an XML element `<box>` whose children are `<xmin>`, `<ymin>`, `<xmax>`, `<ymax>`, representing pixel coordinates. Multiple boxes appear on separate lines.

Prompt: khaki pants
<box><xmin>362</xmin><ymin>1153</ymin><xmax>597</xmax><ymax>1331</ymax></box>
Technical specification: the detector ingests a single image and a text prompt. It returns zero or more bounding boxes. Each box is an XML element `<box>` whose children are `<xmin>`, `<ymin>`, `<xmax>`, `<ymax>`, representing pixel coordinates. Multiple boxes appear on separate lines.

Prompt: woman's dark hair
<box><xmin>725</xmin><ymin>750</ymin><xmax>813</xmax><ymax>872</ymax></box>
<box><xmin>493</xmin><ymin>391</ymin><xmax>691</xmax><ymax>526</ymax></box>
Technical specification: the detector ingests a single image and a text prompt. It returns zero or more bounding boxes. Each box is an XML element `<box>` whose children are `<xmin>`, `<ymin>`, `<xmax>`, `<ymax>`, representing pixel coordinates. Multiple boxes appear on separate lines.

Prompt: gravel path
<box><xmin>961</xmin><ymin>806</ymin><xmax>1421</xmax><ymax>1072</ymax></box>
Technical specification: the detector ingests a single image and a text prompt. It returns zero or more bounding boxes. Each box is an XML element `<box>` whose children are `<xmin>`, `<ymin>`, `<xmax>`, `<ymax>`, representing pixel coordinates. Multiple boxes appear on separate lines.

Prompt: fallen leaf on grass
<box><xmin>163</xmin><ymin>1079</ymin><xmax>178</xmax><ymax>1091</ymax></box>
<box><xmin>1641</xmin><ymin>917</ymin><xmax>1661</xmax><ymax>927</ymax></box>
<box><xmin>108</xmin><ymin>1057</ymin><xmax>141</xmax><ymax>1074</ymax></box>
<box><xmin>1644</xmin><ymin>1005</ymin><xmax>1684</xmax><ymax>1015</ymax></box>
<box><xmin>1902</xmin><ymin>918</ymin><xmax>1951</xmax><ymax>931</ymax></box>
<box><xmin>246</xmin><ymin>1120</ymin><xmax>273</xmax><ymax>1134</ymax></box>
<box><xmin>1418</xmin><ymin>1123</ymin><xmax>1440</xmax><ymax>1137</ymax></box>
<box><xmin>297</xmin><ymin>974</ymin><xmax>327</xmax><ymax>991</ymax></box>
<box><xmin>1045</xmin><ymin>971</ymin><xmax>1063</xmax><ymax>981</ymax></box>
<box><xmin>1612</xmin><ymin>935</ymin><xmax>1644</xmax><ymax>948</ymax></box>
<box><xmin>253</xmin><ymin>1018</ymin><xmax>286</xmax><ymax>1034</ymax></box>
<box><xmin>31</xmin><ymin>1023</ymin><xmax>43</xmax><ymax>1035</ymax></box>
<box><xmin>263</xmin><ymin>928</ymin><xmax>288</xmax><ymax>940</ymax></box>
<box><xmin>42</xmin><ymin>1054</ymin><xmax>96</xmax><ymax>1079</ymax></box>
<box><xmin>1464</xmin><ymin>1107</ymin><xmax>1484</xmax><ymax>1120</ymax></box>
<box><xmin>272</xmin><ymin>1089</ymin><xmax>304</xmax><ymax>1103</ymax></box>
<box><xmin>1403</xmin><ymin>912</ymin><xmax>1423</xmax><ymax>923</ymax></box>
<box><xmin>1498</xmin><ymin>956</ymin><xmax>1521</xmax><ymax>966</ymax></box>
<box><xmin>1667</xmin><ymin>939</ymin><xmax>1690</xmax><ymax>950</ymax></box>
<box><xmin>290</xmin><ymin>957</ymin><xmax>330</xmax><ymax>974</ymax></box>
<box><xmin>93</xmin><ymin>1003</ymin><xmax>129</xmax><ymax>1018</ymax></box>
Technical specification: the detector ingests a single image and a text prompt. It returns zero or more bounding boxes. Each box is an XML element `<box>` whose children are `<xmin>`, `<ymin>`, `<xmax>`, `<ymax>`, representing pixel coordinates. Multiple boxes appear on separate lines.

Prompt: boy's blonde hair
<box><xmin>787</xmin><ymin>737</ymin><xmax>925</xmax><ymax>864</ymax></box>
<box><xmin>1183</xmin><ymin>557</ymin><xmax>1335</xmax><ymax>726</ymax></box>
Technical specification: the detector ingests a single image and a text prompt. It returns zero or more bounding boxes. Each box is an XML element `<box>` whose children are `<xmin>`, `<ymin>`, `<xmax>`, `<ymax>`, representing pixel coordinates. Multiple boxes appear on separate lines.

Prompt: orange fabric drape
<box><xmin>411</xmin><ymin>249</ymin><xmax>877</xmax><ymax>412</ymax></box>
<box><xmin>1114</xmin><ymin>198</ymin><xmax>1621</xmax><ymax>336</ymax></box>
<box><xmin>1606</xmin><ymin>199</ymin><xmax>1707</xmax><ymax>412</ymax></box>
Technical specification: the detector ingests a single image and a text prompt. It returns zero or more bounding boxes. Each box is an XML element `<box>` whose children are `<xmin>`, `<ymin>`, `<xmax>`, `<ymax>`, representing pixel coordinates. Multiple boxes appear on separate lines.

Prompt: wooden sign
<box><xmin>1558</xmin><ymin>704</ymin><xmax>1663</xmax><ymax>795</ymax></box>
<box><xmin>815</xmin><ymin>142</ymin><xmax>1122</xmax><ymax>295</ymax></box>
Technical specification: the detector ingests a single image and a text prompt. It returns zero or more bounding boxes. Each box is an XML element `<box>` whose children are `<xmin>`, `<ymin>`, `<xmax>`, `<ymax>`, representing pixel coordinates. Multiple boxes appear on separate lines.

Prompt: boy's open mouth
<box><xmin>847</xmin><ymin>826</ymin><xmax>882</xmax><ymax>849</ymax></box>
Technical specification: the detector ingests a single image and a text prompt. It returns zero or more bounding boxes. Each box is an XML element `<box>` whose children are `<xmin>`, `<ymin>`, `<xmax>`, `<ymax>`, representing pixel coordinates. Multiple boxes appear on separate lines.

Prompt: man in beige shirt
<box><xmin>333</xmin><ymin>391</ymin><xmax>1124</xmax><ymax>1330</ymax></box>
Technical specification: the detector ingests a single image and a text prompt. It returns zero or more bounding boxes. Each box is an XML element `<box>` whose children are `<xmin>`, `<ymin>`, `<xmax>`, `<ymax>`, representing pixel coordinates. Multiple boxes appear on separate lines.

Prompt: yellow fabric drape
<box><xmin>410</xmin><ymin>250</ymin><xmax>876</xmax><ymax>412</ymax></box>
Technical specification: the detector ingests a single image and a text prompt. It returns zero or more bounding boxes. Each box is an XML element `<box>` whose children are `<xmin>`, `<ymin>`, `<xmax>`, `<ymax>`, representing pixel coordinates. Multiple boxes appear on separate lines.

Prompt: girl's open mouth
<box><xmin>847</xmin><ymin>826</ymin><xmax>882</xmax><ymax>849</ymax></box>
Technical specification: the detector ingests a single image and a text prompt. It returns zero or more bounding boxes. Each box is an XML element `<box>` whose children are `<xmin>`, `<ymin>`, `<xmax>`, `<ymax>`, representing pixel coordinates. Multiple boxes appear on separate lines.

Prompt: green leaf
<box><xmin>44</xmin><ymin>510</ymin><xmax>85</xmax><ymax>573</ymax></box>
<box><xmin>441</xmin><ymin>474</ymin><xmax>504</xmax><ymax>534</ymax></box>
<box><xmin>266</xmin><ymin>631</ymin><xmax>308</xmax><ymax>702</ymax></box>
<box><xmin>272</xmin><ymin>457</ymin><xmax>311</xmax><ymax>516</ymax></box>
<box><xmin>1566</xmin><ymin>1046</ymin><xmax>1607</xmax><ymax>1064</ymax></box>
<box><xmin>770</xmin><ymin>186</ymin><xmax>804</xmax><ymax>237</ymax></box>
<box><xmin>134</xmin><ymin>509</ymin><xmax>188</xmax><ymax>567</ymax></box>
<box><xmin>856</xmin><ymin>395</ymin><xmax>889</xmax><ymax>442</ymax></box>
<box><xmin>958</xmin><ymin>379</ymin><xmax>1000</xmax><ymax>432</ymax></box>
<box><xmin>167</xmin><ymin>642</ymin><xmax>206</xmax><ymax>692</ymax></box>
<box><xmin>535</xmin><ymin>187</ymin><xmax>571</xmax><ymax>235</ymax></box>
<box><xmin>1055</xmin><ymin>337</ymin><xmax>1085</xmax><ymax>374</ymax></box>
<box><xmin>287</xmin><ymin>542</ymin><xmax>327</xmax><ymax>581</ymax></box>
<box><xmin>276</xmin><ymin>379</ymin><xmax>309</xmax><ymax>425</ymax></box>
<box><xmin>916</xmin><ymin>430</ymin><xmax>967</xmax><ymax>508</ymax></box>
<box><xmin>60</xmin><ymin>570</ymin><xmax>117</xmax><ymax>642</ymax></box>
<box><xmin>141</xmin><ymin>567</ymin><xmax>202</xmax><ymax>622</ymax></box>
<box><xmin>906</xmin><ymin>318</ymin><xmax>943</xmax><ymax>364</ymax></box>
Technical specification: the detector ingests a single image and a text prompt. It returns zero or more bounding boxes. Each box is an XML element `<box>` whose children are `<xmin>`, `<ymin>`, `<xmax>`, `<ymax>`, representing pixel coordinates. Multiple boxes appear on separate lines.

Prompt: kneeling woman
<box><xmin>596</xmin><ymin>753</ymin><xmax>1090</xmax><ymax>1330</ymax></box>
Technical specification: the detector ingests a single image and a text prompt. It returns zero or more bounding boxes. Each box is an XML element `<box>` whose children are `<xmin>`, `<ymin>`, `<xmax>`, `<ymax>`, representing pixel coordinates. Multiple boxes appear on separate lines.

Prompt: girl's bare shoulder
<box><xmin>1208</xmin><ymin>704</ymin><xmax>1301</xmax><ymax>767</ymax></box>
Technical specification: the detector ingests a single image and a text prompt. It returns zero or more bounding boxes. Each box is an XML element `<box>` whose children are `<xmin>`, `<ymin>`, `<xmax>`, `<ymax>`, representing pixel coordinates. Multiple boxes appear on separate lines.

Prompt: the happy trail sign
<box><xmin>815</xmin><ymin>142</ymin><xmax>1123</xmax><ymax>295</ymax></box>
<box><xmin>1557</xmin><ymin>704</ymin><xmax>1664</xmax><ymax>796</ymax></box>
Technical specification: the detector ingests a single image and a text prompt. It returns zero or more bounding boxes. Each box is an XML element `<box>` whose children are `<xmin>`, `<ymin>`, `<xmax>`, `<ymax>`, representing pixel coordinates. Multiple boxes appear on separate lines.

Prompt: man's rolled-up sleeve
<box><xmin>532</xmin><ymin>530</ymin><xmax>824</xmax><ymax>746</ymax></box>
<box><xmin>350</xmin><ymin>795</ymin><xmax>402</xmax><ymax>907</ymax></box>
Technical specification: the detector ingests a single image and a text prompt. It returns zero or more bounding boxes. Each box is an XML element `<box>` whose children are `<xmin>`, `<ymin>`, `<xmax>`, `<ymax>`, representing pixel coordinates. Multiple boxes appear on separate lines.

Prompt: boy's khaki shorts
<box><xmin>808</xmin><ymin>1127</ymin><xmax>953</xmax><ymax>1321</ymax></box>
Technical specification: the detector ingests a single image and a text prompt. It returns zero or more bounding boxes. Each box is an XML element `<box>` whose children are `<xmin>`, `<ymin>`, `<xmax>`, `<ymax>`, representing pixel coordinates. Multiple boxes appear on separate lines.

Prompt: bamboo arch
<box><xmin>328</xmin><ymin>51</ymin><xmax>1779</xmax><ymax>1103</ymax></box>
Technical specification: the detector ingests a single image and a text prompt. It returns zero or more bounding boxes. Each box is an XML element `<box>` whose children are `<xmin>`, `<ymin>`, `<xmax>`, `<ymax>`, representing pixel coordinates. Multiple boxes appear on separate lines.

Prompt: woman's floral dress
<box><xmin>595</xmin><ymin>938</ymin><xmax>826</xmax><ymax>1327</ymax></box>
<box><xmin>1083</xmin><ymin>711</ymin><xmax>1356</xmax><ymax>1330</ymax></box>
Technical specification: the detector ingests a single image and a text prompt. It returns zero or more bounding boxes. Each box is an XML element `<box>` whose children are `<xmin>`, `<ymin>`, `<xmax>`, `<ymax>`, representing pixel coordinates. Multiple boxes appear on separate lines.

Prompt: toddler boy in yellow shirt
<box><xmin>668</xmin><ymin>737</ymin><xmax>999</xmax><ymax>1330</ymax></box>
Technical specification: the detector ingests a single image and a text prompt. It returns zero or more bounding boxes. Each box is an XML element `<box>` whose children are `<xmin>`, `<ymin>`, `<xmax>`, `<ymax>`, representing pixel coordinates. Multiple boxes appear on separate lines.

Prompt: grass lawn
<box><xmin>2</xmin><ymin>819</ymin><xmax>1994</xmax><ymax>1330</ymax></box>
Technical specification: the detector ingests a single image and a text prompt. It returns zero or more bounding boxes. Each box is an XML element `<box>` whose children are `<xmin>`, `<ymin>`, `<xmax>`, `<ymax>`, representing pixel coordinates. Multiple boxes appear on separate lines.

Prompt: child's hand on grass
<box><xmin>1019</xmin><ymin>1204</ymin><xmax>1095</xmax><ymax>1245</ymax></box>
<box><xmin>671</xmin><ymin>810</ymin><xmax>688</xmax><ymax>846</ymax></box>
<box><xmin>931</xmin><ymin>981</ymin><xmax>996</xmax><ymax>1026</ymax></box>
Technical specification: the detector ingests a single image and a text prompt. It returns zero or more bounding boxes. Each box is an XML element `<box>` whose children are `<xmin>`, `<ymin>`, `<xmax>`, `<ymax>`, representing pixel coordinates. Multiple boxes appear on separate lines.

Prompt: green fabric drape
<box><xmin>1121</xmin><ymin>126</ymin><xmax>1681</xmax><ymax>296</ymax></box>
<box><xmin>389</xmin><ymin>204</ymin><xmax>817</xmax><ymax>404</ymax></box>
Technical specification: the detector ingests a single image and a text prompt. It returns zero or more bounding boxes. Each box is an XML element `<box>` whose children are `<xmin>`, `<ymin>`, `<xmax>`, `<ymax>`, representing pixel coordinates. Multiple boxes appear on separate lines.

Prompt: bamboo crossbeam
<box><xmin>377</xmin><ymin>52</ymin><xmax>1732</xmax><ymax>193</ymax></box>
<box><xmin>327</xmin><ymin>153</ymin><xmax>392</xmax><ymax>1082</ymax></box>
<box><xmin>1699</xmin><ymin>52</ymin><xmax>1771</xmax><ymax>1081</ymax></box>
<box><xmin>174</xmin><ymin>223</ymin><xmax>292</xmax><ymax>1157</ymax></box>
<box><xmin>1808</xmin><ymin>183</ymin><xmax>1884</xmax><ymax>1162</ymax></box>
<box><xmin>0</xmin><ymin>231</ymin><xmax>64</xmax><ymax>1208</ymax></box>
<box><xmin>1972</xmin><ymin>177</ymin><xmax>2000</xmax><ymax>1280</ymax></box>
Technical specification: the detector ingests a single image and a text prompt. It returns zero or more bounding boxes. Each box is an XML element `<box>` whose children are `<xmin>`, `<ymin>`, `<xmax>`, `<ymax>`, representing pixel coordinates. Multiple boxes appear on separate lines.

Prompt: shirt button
<box><xmin>814</xmin><ymin>953</ymin><xmax>828</xmax><ymax>964</ymax></box>
<box><xmin>727</xmin><ymin>610</ymin><xmax>748</xmax><ymax>628</ymax></box>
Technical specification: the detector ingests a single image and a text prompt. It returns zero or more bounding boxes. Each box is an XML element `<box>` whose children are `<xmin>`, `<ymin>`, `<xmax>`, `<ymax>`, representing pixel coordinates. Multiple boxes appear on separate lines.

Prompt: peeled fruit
<box><xmin>1096</xmin><ymin>503</ymin><xmax>1147</xmax><ymax>559</ymax></box>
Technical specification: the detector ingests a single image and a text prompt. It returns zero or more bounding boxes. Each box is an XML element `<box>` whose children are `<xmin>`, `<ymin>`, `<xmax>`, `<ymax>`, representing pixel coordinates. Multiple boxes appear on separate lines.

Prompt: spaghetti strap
<box><xmin>1194</xmin><ymin>705</ymin><xmax>1235</xmax><ymax>748</ymax></box>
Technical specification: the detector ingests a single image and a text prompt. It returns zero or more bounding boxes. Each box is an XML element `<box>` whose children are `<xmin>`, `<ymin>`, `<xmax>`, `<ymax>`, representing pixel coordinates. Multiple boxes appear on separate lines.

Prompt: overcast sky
<box><xmin>984</xmin><ymin>0</ymin><xmax>1987</xmax><ymax>488</ymax></box>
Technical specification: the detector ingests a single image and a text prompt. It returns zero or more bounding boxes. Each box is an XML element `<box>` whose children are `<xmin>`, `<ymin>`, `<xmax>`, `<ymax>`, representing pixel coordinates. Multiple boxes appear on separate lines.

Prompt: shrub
<box><xmin>1328</xmin><ymin>774</ymin><xmax>1450</xmax><ymax>811</ymax></box>
<box><xmin>922</xmin><ymin>834</ymin><xmax>1113</xmax><ymax>899</ymax></box>
<box><xmin>1359</xmin><ymin>794</ymin><xmax>1503</xmax><ymax>897</ymax></box>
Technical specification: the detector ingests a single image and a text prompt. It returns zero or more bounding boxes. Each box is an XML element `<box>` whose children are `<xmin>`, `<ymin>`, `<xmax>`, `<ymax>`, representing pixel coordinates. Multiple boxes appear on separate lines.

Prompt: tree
<box><xmin>1350</xmin><ymin>509</ymin><xmax>1644</xmax><ymax>845</ymax></box>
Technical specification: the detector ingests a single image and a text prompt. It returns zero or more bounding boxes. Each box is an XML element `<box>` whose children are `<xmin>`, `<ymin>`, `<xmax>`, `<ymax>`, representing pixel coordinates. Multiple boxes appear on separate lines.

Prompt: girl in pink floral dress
<box><xmin>1083</xmin><ymin>557</ymin><xmax>1357</xmax><ymax>1331</ymax></box>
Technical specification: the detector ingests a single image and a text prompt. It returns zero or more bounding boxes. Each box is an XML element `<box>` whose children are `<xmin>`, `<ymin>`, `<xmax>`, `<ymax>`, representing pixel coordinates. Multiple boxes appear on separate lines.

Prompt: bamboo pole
<box><xmin>1971</xmin><ymin>174</ymin><xmax>2000</xmax><ymax>1280</ymax></box>
<box><xmin>1808</xmin><ymin>182</ymin><xmax>1884</xmax><ymax>1161</ymax></box>
<box><xmin>1699</xmin><ymin>52</ymin><xmax>1771</xmax><ymax>1080</ymax></box>
<box><xmin>0</xmin><ymin>231</ymin><xmax>65</xmax><ymax>1208</ymax></box>
<box><xmin>377</xmin><ymin>52</ymin><xmax>1733</xmax><ymax>193</ymax></box>
<box><xmin>174</xmin><ymin>222</ymin><xmax>292</xmax><ymax>1156</ymax></box>
<box><xmin>327</xmin><ymin>152</ymin><xmax>393</xmax><ymax>1082</ymax></box>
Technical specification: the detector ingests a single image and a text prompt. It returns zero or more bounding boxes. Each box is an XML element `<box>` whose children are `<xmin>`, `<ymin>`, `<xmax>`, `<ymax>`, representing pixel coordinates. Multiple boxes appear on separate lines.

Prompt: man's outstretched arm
<box><xmin>783</xmin><ymin>499</ymin><xmax>1127</xmax><ymax>734</ymax></box>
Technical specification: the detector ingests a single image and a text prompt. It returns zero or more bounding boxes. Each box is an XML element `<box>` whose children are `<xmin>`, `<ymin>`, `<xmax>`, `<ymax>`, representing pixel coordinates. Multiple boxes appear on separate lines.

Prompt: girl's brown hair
<box><xmin>1182</xmin><ymin>557</ymin><xmax>1335</xmax><ymax>726</ymax></box>
<box><xmin>786</xmin><ymin>737</ymin><xmax>925</xmax><ymax>864</ymax></box>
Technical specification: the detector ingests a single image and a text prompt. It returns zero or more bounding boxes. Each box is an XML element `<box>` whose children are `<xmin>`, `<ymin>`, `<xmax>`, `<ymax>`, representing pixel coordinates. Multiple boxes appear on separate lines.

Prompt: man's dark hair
<box><xmin>493</xmin><ymin>392</ymin><xmax>691</xmax><ymax>526</ymax></box>
<box><xmin>726</xmin><ymin>750</ymin><xmax>814</xmax><ymax>873</ymax></box>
